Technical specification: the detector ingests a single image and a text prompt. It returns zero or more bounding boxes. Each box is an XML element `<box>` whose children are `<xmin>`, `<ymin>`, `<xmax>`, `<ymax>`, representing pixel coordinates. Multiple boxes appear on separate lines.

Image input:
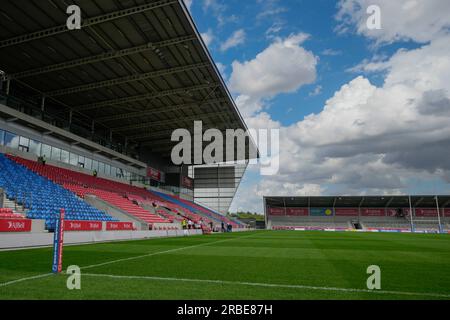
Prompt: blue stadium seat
<box><xmin>0</xmin><ymin>153</ymin><xmax>118</xmax><ymax>230</ymax></box>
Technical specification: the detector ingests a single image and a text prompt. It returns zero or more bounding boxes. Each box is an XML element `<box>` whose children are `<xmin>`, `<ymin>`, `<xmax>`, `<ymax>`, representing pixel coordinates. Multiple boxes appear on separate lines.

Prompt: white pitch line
<box><xmin>80</xmin><ymin>233</ymin><xmax>259</xmax><ymax>271</ymax></box>
<box><xmin>0</xmin><ymin>233</ymin><xmax>258</xmax><ymax>288</ymax></box>
<box><xmin>0</xmin><ymin>273</ymin><xmax>53</xmax><ymax>288</ymax></box>
<box><xmin>81</xmin><ymin>273</ymin><xmax>450</xmax><ymax>299</ymax></box>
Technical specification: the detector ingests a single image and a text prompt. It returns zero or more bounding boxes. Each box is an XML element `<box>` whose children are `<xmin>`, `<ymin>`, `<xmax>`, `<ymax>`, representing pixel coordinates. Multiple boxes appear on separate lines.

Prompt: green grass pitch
<box><xmin>0</xmin><ymin>231</ymin><xmax>449</xmax><ymax>300</ymax></box>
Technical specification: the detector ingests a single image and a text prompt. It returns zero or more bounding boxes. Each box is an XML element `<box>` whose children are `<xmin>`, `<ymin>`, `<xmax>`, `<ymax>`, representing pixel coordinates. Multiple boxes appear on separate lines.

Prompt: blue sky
<box><xmin>185</xmin><ymin>0</ymin><xmax>450</xmax><ymax>213</ymax></box>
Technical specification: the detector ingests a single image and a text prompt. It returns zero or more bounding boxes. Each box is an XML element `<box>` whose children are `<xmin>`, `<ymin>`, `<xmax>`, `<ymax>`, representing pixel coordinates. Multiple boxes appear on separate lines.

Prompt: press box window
<box><xmin>4</xmin><ymin>131</ymin><xmax>18</xmax><ymax>149</ymax></box>
<box><xmin>18</xmin><ymin>136</ymin><xmax>30</xmax><ymax>152</ymax></box>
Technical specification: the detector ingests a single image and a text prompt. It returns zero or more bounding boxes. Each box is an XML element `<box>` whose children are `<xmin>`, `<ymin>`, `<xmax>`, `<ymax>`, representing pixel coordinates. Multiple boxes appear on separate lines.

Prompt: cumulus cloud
<box><xmin>230</xmin><ymin>2</ymin><xmax>450</xmax><ymax>213</ymax></box>
<box><xmin>183</xmin><ymin>0</ymin><xmax>193</xmax><ymax>11</ymax></box>
<box><xmin>256</xmin><ymin>0</ymin><xmax>287</xmax><ymax>20</ymax></box>
<box><xmin>321</xmin><ymin>48</ymin><xmax>342</xmax><ymax>56</ymax></box>
<box><xmin>214</xmin><ymin>62</ymin><xmax>226</xmax><ymax>77</ymax></box>
<box><xmin>309</xmin><ymin>85</ymin><xmax>322</xmax><ymax>97</ymax></box>
<box><xmin>220</xmin><ymin>29</ymin><xmax>246</xmax><ymax>51</ymax></box>
<box><xmin>265</xmin><ymin>22</ymin><xmax>284</xmax><ymax>39</ymax></box>
<box><xmin>231</xmin><ymin>35</ymin><xmax>450</xmax><ymax>212</ymax></box>
<box><xmin>203</xmin><ymin>0</ymin><xmax>238</xmax><ymax>26</ymax></box>
<box><xmin>287</xmin><ymin>36</ymin><xmax>450</xmax><ymax>173</ymax></box>
<box><xmin>335</xmin><ymin>0</ymin><xmax>450</xmax><ymax>44</ymax></box>
<box><xmin>200</xmin><ymin>29</ymin><xmax>214</xmax><ymax>47</ymax></box>
<box><xmin>235</xmin><ymin>95</ymin><xmax>265</xmax><ymax>118</ymax></box>
<box><xmin>229</xmin><ymin>33</ymin><xmax>317</xmax><ymax>100</ymax></box>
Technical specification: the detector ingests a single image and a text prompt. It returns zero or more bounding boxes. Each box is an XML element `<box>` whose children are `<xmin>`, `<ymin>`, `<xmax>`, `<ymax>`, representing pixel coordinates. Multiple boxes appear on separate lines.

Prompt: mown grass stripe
<box><xmin>82</xmin><ymin>273</ymin><xmax>450</xmax><ymax>299</ymax></box>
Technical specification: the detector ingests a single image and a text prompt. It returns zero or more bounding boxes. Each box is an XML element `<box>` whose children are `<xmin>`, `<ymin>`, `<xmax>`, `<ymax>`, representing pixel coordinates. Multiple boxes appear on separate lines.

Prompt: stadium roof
<box><xmin>0</xmin><ymin>0</ymin><xmax>252</xmax><ymax>162</ymax></box>
<box><xmin>264</xmin><ymin>195</ymin><xmax>450</xmax><ymax>208</ymax></box>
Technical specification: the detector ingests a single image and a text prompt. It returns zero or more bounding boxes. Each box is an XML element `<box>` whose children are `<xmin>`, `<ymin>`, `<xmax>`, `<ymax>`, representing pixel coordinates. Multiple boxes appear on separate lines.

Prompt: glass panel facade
<box><xmin>191</xmin><ymin>163</ymin><xmax>248</xmax><ymax>214</ymax></box>
<box><xmin>29</xmin><ymin>139</ymin><xmax>41</xmax><ymax>156</ymax></box>
<box><xmin>84</xmin><ymin>157</ymin><xmax>92</xmax><ymax>170</ymax></box>
<box><xmin>98</xmin><ymin>161</ymin><xmax>105</xmax><ymax>174</ymax></box>
<box><xmin>51</xmin><ymin>147</ymin><xmax>61</xmax><ymax>161</ymax></box>
<box><xmin>78</xmin><ymin>156</ymin><xmax>85</xmax><ymax>168</ymax></box>
<box><xmin>0</xmin><ymin>128</ymin><xmax>145</xmax><ymax>182</ymax></box>
<box><xmin>41</xmin><ymin>144</ymin><xmax>51</xmax><ymax>158</ymax></box>
<box><xmin>60</xmin><ymin>149</ymin><xmax>69</xmax><ymax>163</ymax></box>
<box><xmin>19</xmin><ymin>136</ymin><xmax>30</xmax><ymax>148</ymax></box>
<box><xmin>4</xmin><ymin>131</ymin><xmax>18</xmax><ymax>149</ymax></box>
<box><xmin>69</xmin><ymin>152</ymin><xmax>78</xmax><ymax>166</ymax></box>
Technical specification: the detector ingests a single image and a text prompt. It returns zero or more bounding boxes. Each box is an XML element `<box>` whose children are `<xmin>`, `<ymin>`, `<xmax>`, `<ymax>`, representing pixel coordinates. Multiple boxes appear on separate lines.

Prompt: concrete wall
<box><xmin>0</xmin><ymin>229</ymin><xmax>203</xmax><ymax>249</ymax></box>
<box><xmin>232</xmin><ymin>228</ymin><xmax>253</xmax><ymax>232</ymax></box>
<box><xmin>31</xmin><ymin>219</ymin><xmax>46</xmax><ymax>233</ymax></box>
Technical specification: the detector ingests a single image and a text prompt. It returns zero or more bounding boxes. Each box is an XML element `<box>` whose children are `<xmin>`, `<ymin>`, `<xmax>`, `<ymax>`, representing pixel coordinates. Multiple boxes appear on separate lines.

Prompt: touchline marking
<box><xmin>0</xmin><ymin>233</ymin><xmax>260</xmax><ymax>288</ymax></box>
<box><xmin>81</xmin><ymin>233</ymin><xmax>260</xmax><ymax>270</ymax></box>
<box><xmin>0</xmin><ymin>273</ymin><xmax>53</xmax><ymax>288</ymax></box>
<box><xmin>82</xmin><ymin>273</ymin><xmax>450</xmax><ymax>299</ymax></box>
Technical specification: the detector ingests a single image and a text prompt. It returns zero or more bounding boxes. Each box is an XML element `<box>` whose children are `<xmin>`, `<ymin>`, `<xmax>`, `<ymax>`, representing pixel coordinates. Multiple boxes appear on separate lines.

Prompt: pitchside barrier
<box><xmin>271</xmin><ymin>226</ymin><xmax>448</xmax><ymax>234</ymax></box>
<box><xmin>267</xmin><ymin>207</ymin><xmax>450</xmax><ymax>217</ymax></box>
<box><xmin>0</xmin><ymin>219</ymin><xmax>136</xmax><ymax>233</ymax></box>
<box><xmin>0</xmin><ymin>228</ymin><xmax>204</xmax><ymax>250</ymax></box>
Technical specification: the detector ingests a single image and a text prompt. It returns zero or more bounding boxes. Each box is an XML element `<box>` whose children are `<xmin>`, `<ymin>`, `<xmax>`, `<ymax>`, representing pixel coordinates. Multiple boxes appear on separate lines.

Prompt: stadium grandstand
<box><xmin>0</xmin><ymin>0</ymin><xmax>250</xmax><ymax>247</ymax></box>
<box><xmin>264</xmin><ymin>195</ymin><xmax>450</xmax><ymax>233</ymax></box>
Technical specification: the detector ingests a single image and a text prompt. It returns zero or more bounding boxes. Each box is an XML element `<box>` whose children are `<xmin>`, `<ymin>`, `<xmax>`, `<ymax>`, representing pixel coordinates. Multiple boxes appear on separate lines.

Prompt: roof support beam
<box><xmin>97</xmin><ymin>98</ymin><xmax>227</xmax><ymax>122</ymax></box>
<box><xmin>73</xmin><ymin>83</ymin><xmax>218</xmax><ymax>112</ymax></box>
<box><xmin>413</xmin><ymin>197</ymin><xmax>425</xmax><ymax>207</ymax></box>
<box><xmin>128</xmin><ymin>129</ymin><xmax>183</xmax><ymax>141</ymax></box>
<box><xmin>129</xmin><ymin>122</ymin><xmax>235</xmax><ymax>141</ymax></box>
<box><xmin>113</xmin><ymin>111</ymin><xmax>229</xmax><ymax>133</ymax></box>
<box><xmin>385</xmin><ymin>196</ymin><xmax>395</xmax><ymax>208</ymax></box>
<box><xmin>0</xmin><ymin>0</ymin><xmax>177</xmax><ymax>49</ymax></box>
<box><xmin>1</xmin><ymin>35</ymin><xmax>196</xmax><ymax>81</ymax></box>
<box><xmin>151</xmin><ymin>143</ymin><xmax>245</xmax><ymax>153</ymax></box>
<box><xmin>44</xmin><ymin>62</ymin><xmax>210</xmax><ymax>97</ymax></box>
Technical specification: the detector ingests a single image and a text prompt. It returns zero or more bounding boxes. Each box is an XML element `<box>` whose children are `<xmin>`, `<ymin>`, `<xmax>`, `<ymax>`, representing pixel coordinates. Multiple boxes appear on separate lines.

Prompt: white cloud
<box><xmin>257</xmin><ymin>7</ymin><xmax>287</xmax><ymax>20</ymax></box>
<box><xmin>203</xmin><ymin>0</ymin><xmax>221</xmax><ymax>12</ymax></box>
<box><xmin>200</xmin><ymin>29</ymin><xmax>214</xmax><ymax>47</ymax></box>
<box><xmin>309</xmin><ymin>85</ymin><xmax>322</xmax><ymax>97</ymax></box>
<box><xmin>229</xmin><ymin>33</ymin><xmax>317</xmax><ymax>100</ymax></box>
<box><xmin>231</xmin><ymin>35</ymin><xmax>450</xmax><ymax>212</ymax></box>
<box><xmin>202</xmin><ymin>0</ymin><xmax>237</xmax><ymax>26</ymax></box>
<box><xmin>215</xmin><ymin>62</ymin><xmax>227</xmax><ymax>79</ymax></box>
<box><xmin>235</xmin><ymin>95</ymin><xmax>265</xmax><ymax>118</ymax></box>
<box><xmin>258</xmin><ymin>181</ymin><xmax>324</xmax><ymax>198</ymax></box>
<box><xmin>346</xmin><ymin>54</ymin><xmax>389</xmax><ymax>73</ymax></box>
<box><xmin>183</xmin><ymin>0</ymin><xmax>193</xmax><ymax>11</ymax></box>
<box><xmin>321</xmin><ymin>48</ymin><xmax>342</xmax><ymax>56</ymax></box>
<box><xmin>265</xmin><ymin>22</ymin><xmax>284</xmax><ymax>39</ymax></box>
<box><xmin>244</xmin><ymin>111</ymin><xmax>281</xmax><ymax>131</ymax></box>
<box><xmin>336</xmin><ymin>0</ymin><xmax>450</xmax><ymax>44</ymax></box>
<box><xmin>220</xmin><ymin>29</ymin><xmax>246</xmax><ymax>52</ymax></box>
<box><xmin>256</xmin><ymin>0</ymin><xmax>287</xmax><ymax>20</ymax></box>
<box><xmin>230</xmin><ymin>1</ymin><xmax>450</xmax><ymax>212</ymax></box>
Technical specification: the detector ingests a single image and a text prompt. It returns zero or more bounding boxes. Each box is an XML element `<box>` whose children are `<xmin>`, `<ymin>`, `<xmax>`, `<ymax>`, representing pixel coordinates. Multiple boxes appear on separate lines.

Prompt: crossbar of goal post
<box><xmin>435</xmin><ymin>196</ymin><xmax>443</xmax><ymax>233</ymax></box>
<box><xmin>408</xmin><ymin>195</ymin><xmax>415</xmax><ymax>233</ymax></box>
